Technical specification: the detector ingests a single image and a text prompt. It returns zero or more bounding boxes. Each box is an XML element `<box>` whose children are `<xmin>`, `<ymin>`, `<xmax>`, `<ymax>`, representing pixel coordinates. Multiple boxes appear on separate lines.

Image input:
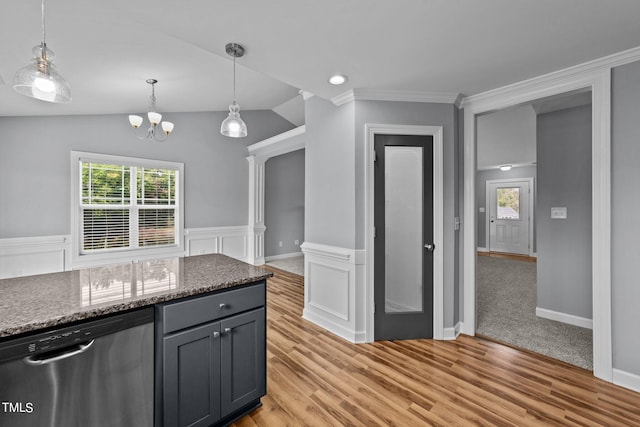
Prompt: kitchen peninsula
<box><xmin>0</xmin><ymin>254</ymin><xmax>271</xmax><ymax>427</ymax></box>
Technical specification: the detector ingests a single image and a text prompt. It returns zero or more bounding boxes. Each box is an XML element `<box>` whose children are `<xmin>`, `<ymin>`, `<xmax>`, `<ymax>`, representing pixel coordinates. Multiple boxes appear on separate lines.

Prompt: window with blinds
<box><xmin>79</xmin><ymin>160</ymin><xmax>179</xmax><ymax>254</ymax></box>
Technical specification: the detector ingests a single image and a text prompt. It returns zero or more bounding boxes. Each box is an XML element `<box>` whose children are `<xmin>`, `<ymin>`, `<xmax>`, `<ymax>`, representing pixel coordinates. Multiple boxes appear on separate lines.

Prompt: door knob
<box><xmin>424</xmin><ymin>243</ymin><xmax>435</xmax><ymax>252</ymax></box>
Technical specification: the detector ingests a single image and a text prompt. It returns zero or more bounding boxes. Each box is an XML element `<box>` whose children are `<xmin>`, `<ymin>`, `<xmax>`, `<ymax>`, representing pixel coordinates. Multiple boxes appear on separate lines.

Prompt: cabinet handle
<box><xmin>222</xmin><ymin>327</ymin><xmax>232</xmax><ymax>335</ymax></box>
<box><xmin>213</xmin><ymin>331</ymin><xmax>220</xmax><ymax>338</ymax></box>
<box><xmin>219</xmin><ymin>303</ymin><xmax>227</xmax><ymax>309</ymax></box>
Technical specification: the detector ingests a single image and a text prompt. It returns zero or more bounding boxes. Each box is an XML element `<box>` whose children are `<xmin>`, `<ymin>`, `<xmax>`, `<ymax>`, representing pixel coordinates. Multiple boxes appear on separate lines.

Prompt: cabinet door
<box><xmin>163</xmin><ymin>323</ymin><xmax>221</xmax><ymax>427</ymax></box>
<box><xmin>220</xmin><ymin>308</ymin><xmax>266</xmax><ymax>417</ymax></box>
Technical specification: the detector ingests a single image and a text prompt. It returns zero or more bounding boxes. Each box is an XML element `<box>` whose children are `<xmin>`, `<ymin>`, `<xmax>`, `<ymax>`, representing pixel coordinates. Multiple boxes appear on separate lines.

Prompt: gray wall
<box><xmin>0</xmin><ymin>110</ymin><xmax>294</xmax><ymax>237</ymax></box>
<box><xmin>477</xmin><ymin>104</ymin><xmax>537</xmax><ymax>170</ymax></box>
<box><xmin>264</xmin><ymin>149</ymin><xmax>305</xmax><ymax>257</ymax></box>
<box><xmin>304</xmin><ymin>97</ymin><xmax>460</xmax><ymax>327</ymax></box>
<box><xmin>536</xmin><ymin>105</ymin><xmax>592</xmax><ymax>319</ymax></box>
<box><xmin>353</xmin><ymin>100</ymin><xmax>459</xmax><ymax>327</ymax></box>
<box><xmin>476</xmin><ymin>165</ymin><xmax>537</xmax><ymax>249</ymax></box>
<box><xmin>611</xmin><ymin>60</ymin><xmax>640</xmax><ymax>375</ymax></box>
<box><xmin>304</xmin><ymin>96</ymin><xmax>356</xmax><ymax>248</ymax></box>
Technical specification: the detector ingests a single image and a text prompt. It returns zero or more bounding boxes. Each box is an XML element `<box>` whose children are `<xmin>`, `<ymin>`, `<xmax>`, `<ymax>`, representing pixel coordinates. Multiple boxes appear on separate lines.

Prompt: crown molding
<box><xmin>247</xmin><ymin>125</ymin><xmax>305</xmax><ymax>159</ymax></box>
<box><xmin>461</xmin><ymin>45</ymin><xmax>640</xmax><ymax>111</ymax></box>
<box><xmin>299</xmin><ymin>90</ymin><xmax>315</xmax><ymax>100</ymax></box>
<box><xmin>331</xmin><ymin>89</ymin><xmax>461</xmax><ymax>107</ymax></box>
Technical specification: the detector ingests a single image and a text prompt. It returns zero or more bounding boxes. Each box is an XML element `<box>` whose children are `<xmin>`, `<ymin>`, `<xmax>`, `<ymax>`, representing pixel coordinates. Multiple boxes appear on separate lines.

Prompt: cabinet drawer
<box><xmin>162</xmin><ymin>281</ymin><xmax>265</xmax><ymax>334</ymax></box>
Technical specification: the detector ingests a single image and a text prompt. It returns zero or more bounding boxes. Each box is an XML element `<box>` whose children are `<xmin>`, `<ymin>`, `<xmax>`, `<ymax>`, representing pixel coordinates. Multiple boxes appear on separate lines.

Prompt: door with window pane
<box><xmin>489</xmin><ymin>180</ymin><xmax>531</xmax><ymax>255</ymax></box>
<box><xmin>373</xmin><ymin>134</ymin><xmax>433</xmax><ymax>341</ymax></box>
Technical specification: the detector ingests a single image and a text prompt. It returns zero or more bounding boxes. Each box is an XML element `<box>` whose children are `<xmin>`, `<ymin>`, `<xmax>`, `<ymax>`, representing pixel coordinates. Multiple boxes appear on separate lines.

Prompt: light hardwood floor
<box><xmin>232</xmin><ymin>267</ymin><xmax>640</xmax><ymax>426</ymax></box>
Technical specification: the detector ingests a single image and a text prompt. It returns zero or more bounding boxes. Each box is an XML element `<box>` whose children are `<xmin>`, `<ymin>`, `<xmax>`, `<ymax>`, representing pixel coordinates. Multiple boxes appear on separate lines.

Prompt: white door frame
<box><xmin>486</xmin><ymin>177</ymin><xmax>534</xmax><ymax>257</ymax></box>
<box><xmin>462</xmin><ymin>68</ymin><xmax>612</xmax><ymax>381</ymax></box>
<box><xmin>365</xmin><ymin>124</ymin><xmax>444</xmax><ymax>342</ymax></box>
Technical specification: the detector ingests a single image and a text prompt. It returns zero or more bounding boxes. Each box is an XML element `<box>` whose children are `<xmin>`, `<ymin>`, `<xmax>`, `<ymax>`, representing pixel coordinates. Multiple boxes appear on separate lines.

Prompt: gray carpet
<box><xmin>476</xmin><ymin>256</ymin><xmax>593</xmax><ymax>370</ymax></box>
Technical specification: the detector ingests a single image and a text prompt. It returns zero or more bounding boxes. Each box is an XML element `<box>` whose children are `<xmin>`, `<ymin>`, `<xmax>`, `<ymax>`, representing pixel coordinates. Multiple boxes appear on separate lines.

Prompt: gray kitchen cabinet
<box><xmin>156</xmin><ymin>281</ymin><xmax>266</xmax><ymax>427</ymax></box>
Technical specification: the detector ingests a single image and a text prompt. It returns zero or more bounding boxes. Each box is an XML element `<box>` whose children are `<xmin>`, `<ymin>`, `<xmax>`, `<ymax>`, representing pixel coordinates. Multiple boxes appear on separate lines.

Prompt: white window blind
<box><xmin>79</xmin><ymin>160</ymin><xmax>178</xmax><ymax>254</ymax></box>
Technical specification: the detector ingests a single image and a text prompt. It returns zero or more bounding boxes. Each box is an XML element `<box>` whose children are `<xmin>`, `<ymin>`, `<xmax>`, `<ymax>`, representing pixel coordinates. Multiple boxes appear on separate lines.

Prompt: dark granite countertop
<box><xmin>0</xmin><ymin>254</ymin><xmax>272</xmax><ymax>339</ymax></box>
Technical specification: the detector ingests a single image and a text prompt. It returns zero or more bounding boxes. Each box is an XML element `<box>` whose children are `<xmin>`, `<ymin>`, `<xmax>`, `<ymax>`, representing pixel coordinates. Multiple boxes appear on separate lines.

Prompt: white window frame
<box><xmin>71</xmin><ymin>151</ymin><xmax>184</xmax><ymax>268</ymax></box>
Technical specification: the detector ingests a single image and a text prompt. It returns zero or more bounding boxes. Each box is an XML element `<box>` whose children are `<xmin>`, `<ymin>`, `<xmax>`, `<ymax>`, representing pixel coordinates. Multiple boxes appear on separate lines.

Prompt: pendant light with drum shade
<box><xmin>220</xmin><ymin>43</ymin><xmax>248</xmax><ymax>138</ymax></box>
<box><xmin>13</xmin><ymin>0</ymin><xmax>71</xmax><ymax>103</ymax></box>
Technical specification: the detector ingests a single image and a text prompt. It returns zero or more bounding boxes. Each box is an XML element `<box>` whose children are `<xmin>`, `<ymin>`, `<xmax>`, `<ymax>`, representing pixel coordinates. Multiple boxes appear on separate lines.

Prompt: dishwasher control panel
<box><xmin>0</xmin><ymin>307</ymin><xmax>153</xmax><ymax>363</ymax></box>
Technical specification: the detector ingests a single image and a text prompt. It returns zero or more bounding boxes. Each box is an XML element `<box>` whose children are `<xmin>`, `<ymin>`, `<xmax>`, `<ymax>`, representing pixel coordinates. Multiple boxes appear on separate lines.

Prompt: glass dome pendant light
<box><xmin>220</xmin><ymin>43</ymin><xmax>248</xmax><ymax>138</ymax></box>
<box><xmin>13</xmin><ymin>0</ymin><xmax>71</xmax><ymax>103</ymax></box>
<box><xmin>128</xmin><ymin>79</ymin><xmax>174</xmax><ymax>142</ymax></box>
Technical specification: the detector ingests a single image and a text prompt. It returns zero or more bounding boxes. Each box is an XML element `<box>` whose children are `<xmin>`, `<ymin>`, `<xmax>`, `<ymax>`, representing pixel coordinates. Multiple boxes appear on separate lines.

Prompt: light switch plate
<box><xmin>551</xmin><ymin>207</ymin><xmax>567</xmax><ymax>219</ymax></box>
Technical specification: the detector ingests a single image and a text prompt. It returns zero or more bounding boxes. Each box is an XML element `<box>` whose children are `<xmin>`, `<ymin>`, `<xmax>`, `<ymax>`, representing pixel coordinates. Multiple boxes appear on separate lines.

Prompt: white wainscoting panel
<box><xmin>301</xmin><ymin>242</ymin><xmax>366</xmax><ymax>343</ymax></box>
<box><xmin>184</xmin><ymin>226</ymin><xmax>248</xmax><ymax>262</ymax></box>
<box><xmin>0</xmin><ymin>235</ymin><xmax>71</xmax><ymax>279</ymax></box>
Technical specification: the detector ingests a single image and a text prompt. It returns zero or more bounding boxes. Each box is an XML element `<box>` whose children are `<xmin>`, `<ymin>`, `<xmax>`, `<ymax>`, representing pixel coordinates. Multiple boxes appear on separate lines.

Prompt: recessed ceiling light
<box><xmin>329</xmin><ymin>74</ymin><xmax>348</xmax><ymax>85</ymax></box>
<box><xmin>499</xmin><ymin>164</ymin><xmax>513</xmax><ymax>171</ymax></box>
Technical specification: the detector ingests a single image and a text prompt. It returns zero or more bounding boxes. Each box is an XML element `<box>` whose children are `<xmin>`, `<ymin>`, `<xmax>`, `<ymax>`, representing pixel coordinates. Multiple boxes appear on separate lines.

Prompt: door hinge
<box><xmin>373</xmin><ymin>227</ymin><xmax>376</xmax><ymax>238</ymax></box>
<box><xmin>373</xmin><ymin>150</ymin><xmax>377</xmax><ymax>162</ymax></box>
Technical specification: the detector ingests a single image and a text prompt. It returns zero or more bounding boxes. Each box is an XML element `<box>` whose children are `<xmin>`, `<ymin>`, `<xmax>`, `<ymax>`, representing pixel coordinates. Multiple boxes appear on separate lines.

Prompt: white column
<box><xmin>246</xmin><ymin>155</ymin><xmax>266</xmax><ymax>265</ymax></box>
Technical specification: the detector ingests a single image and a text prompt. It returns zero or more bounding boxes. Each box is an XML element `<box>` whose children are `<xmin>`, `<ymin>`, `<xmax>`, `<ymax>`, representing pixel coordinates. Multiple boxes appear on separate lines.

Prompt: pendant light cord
<box><xmin>41</xmin><ymin>0</ymin><xmax>46</xmax><ymax>45</ymax></box>
<box><xmin>233</xmin><ymin>52</ymin><xmax>237</xmax><ymax>102</ymax></box>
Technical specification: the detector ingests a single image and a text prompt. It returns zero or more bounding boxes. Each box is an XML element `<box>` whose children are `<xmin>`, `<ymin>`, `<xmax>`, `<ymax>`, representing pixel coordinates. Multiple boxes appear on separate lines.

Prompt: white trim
<box><xmin>0</xmin><ymin>235</ymin><xmax>71</xmax><ymax>279</ymax></box>
<box><xmin>613</xmin><ymin>369</ymin><xmax>640</xmax><ymax>394</ymax></box>
<box><xmin>535</xmin><ymin>307</ymin><xmax>593</xmax><ymax>330</ymax></box>
<box><xmin>301</xmin><ymin>242</ymin><xmax>366</xmax><ymax>343</ymax></box>
<box><xmin>364</xmin><ymin>124</ymin><xmax>445</xmax><ymax>342</ymax></box>
<box><xmin>300</xmin><ymin>242</ymin><xmax>353</xmax><ymax>262</ymax></box>
<box><xmin>460</xmin><ymin>45</ymin><xmax>640</xmax><ymax>110</ymax></box>
<box><xmin>247</xmin><ymin>125</ymin><xmax>305</xmax><ymax>158</ymax></box>
<box><xmin>69</xmin><ymin>151</ymin><xmax>185</xmax><ymax>269</ymax></box>
<box><xmin>477</xmin><ymin>247</ymin><xmax>489</xmax><ymax>253</ymax></box>
<box><xmin>184</xmin><ymin>226</ymin><xmax>249</xmax><ymax>262</ymax></box>
<box><xmin>265</xmin><ymin>252</ymin><xmax>303</xmax><ymax>262</ymax></box>
<box><xmin>443</xmin><ymin>322</ymin><xmax>461</xmax><ymax>340</ymax></box>
<box><xmin>463</xmin><ymin>67</ymin><xmax>612</xmax><ymax>381</ymax></box>
<box><xmin>332</xmin><ymin>89</ymin><xmax>461</xmax><ymax>107</ymax></box>
<box><xmin>246</xmin><ymin>126</ymin><xmax>307</xmax><ymax>266</ymax></box>
<box><xmin>485</xmin><ymin>177</ymin><xmax>535</xmax><ymax>257</ymax></box>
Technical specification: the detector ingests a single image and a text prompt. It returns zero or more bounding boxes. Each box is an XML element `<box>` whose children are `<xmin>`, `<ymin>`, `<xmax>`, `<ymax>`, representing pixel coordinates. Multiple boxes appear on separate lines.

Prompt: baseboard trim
<box><xmin>613</xmin><ymin>368</ymin><xmax>640</xmax><ymax>393</ymax></box>
<box><xmin>443</xmin><ymin>322</ymin><xmax>461</xmax><ymax>340</ymax></box>
<box><xmin>303</xmin><ymin>308</ymin><xmax>367</xmax><ymax>344</ymax></box>
<box><xmin>536</xmin><ymin>307</ymin><xmax>593</xmax><ymax>330</ymax></box>
<box><xmin>477</xmin><ymin>247</ymin><xmax>488</xmax><ymax>252</ymax></box>
<box><xmin>265</xmin><ymin>252</ymin><xmax>303</xmax><ymax>262</ymax></box>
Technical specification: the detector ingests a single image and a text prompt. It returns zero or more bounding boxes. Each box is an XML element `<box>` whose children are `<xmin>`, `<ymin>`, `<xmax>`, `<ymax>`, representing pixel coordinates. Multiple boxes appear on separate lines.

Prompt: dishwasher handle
<box><xmin>23</xmin><ymin>340</ymin><xmax>95</xmax><ymax>366</ymax></box>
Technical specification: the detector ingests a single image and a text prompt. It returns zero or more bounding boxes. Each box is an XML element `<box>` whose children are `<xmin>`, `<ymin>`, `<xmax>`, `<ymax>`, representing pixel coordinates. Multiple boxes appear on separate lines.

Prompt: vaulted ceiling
<box><xmin>1</xmin><ymin>0</ymin><xmax>640</xmax><ymax>118</ymax></box>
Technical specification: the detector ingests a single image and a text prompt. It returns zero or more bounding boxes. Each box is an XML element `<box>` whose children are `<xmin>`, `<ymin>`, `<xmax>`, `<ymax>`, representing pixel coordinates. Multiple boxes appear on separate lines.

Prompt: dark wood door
<box><xmin>374</xmin><ymin>134</ymin><xmax>434</xmax><ymax>340</ymax></box>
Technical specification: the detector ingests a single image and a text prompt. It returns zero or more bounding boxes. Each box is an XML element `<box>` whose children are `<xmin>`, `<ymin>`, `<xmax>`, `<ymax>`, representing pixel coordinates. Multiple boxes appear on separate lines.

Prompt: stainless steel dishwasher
<box><xmin>0</xmin><ymin>307</ymin><xmax>154</xmax><ymax>427</ymax></box>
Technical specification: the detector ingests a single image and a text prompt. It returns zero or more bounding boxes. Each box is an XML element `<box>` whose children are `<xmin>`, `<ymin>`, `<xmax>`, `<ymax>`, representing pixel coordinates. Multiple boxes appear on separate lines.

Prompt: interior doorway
<box><xmin>465</xmin><ymin>79</ymin><xmax>611</xmax><ymax>377</ymax></box>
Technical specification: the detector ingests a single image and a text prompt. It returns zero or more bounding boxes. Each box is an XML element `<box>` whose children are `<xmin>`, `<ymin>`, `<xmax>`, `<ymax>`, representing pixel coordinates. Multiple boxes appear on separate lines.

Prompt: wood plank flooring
<box><xmin>478</xmin><ymin>251</ymin><xmax>537</xmax><ymax>263</ymax></box>
<box><xmin>232</xmin><ymin>266</ymin><xmax>640</xmax><ymax>426</ymax></box>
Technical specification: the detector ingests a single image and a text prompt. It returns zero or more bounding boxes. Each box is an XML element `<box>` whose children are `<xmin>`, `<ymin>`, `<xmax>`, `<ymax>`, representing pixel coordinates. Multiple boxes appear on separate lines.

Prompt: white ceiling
<box><xmin>1</xmin><ymin>0</ymin><xmax>640</xmax><ymax>118</ymax></box>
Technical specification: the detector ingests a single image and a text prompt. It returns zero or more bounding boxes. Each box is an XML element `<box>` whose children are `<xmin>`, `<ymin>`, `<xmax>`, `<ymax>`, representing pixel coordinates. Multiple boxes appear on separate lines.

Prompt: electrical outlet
<box><xmin>551</xmin><ymin>207</ymin><xmax>567</xmax><ymax>219</ymax></box>
<box><xmin>294</xmin><ymin>240</ymin><xmax>300</xmax><ymax>245</ymax></box>
<box><xmin>278</xmin><ymin>241</ymin><xmax>283</xmax><ymax>247</ymax></box>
